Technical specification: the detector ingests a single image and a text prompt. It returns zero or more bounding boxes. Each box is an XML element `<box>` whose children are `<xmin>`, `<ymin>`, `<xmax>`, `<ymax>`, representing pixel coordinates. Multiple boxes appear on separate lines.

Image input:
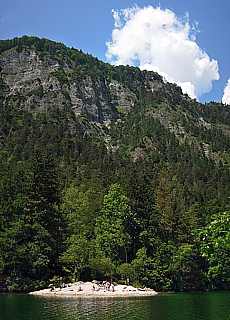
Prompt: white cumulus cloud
<box><xmin>222</xmin><ymin>79</ymin><xmax>230</xmax><ymax>105</ymax></box>
<box><xmin>106</xmin><ymin>5</ymin><xmax>220</xmax><ymax>100</ymax></box>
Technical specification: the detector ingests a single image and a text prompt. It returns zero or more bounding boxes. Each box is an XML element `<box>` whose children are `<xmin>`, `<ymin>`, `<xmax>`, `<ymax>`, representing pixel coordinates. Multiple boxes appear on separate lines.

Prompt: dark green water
<box><xmin>0</xmin><ymin>292</ymin><xmax>229</xmax><ymax>320</ymax></box>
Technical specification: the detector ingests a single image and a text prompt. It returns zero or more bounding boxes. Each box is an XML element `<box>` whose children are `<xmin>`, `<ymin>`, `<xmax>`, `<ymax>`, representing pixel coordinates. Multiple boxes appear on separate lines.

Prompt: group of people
<box><xmin>91</xmin><ymin>281</ymin><xmax>115</xmax><ymax>293</ymax></box>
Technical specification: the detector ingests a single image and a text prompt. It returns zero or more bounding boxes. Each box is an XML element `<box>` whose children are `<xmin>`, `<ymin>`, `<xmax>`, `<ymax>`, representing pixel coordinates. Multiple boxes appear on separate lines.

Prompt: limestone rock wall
<box><xmin>0</xmin><ymin>49</ymin><xmax>136</xmax><ymax>125</ymax></box>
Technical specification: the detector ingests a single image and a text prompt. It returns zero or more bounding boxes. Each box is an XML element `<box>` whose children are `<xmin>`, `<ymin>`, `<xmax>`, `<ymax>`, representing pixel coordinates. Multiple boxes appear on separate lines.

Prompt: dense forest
<box><xmin>0</xmin><ymin>36</ymin><xmax>229</xmax><ymax>293</ymax></box>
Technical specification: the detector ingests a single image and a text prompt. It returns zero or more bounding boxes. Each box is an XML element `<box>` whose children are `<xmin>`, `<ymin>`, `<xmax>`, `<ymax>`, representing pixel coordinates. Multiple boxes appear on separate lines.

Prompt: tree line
<box><xmin>0</xmin><ymin>102</ymin><xmax>229</xmax><ymax>292</ymax></box>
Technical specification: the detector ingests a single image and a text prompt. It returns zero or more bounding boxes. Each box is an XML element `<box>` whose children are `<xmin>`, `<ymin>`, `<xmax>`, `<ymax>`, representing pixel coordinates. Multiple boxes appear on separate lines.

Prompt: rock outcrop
<box><xmin>0</xmin><ymin>48</ymin><xmax>136</xmax><ymax>125</ymax></box>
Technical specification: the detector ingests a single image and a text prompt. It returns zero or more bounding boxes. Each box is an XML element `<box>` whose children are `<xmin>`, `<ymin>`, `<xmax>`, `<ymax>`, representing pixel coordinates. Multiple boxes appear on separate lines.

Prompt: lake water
<box><xmin>0</xmin><ymin>292</ymin><xmax>229</xmax><ymax>320</ymax></box>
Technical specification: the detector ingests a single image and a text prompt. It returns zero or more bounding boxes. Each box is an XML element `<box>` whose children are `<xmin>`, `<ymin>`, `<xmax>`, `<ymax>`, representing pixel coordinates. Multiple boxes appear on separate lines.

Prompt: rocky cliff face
<box><xmin>0</xmin><ymin>48</ymin><xmax>136</xmax><ymax>125</ymax></box>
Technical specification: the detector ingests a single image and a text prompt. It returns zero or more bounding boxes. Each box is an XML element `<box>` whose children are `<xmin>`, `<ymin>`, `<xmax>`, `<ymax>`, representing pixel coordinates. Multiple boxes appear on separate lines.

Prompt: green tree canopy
<box><xmin>195</xmin><ymin>210</ymin><xmax>230</xmax><ymax>290</ymax></box>
<box><xmin>95</xmin><ymin>183</ymin><xmax>133</xmax><ymax>263</ymax></box>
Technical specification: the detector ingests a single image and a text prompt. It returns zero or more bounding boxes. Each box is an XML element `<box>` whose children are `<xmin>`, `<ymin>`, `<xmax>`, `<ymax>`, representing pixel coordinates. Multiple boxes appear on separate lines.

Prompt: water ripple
<box><xmin>1</xmin><ymin>292</ymin><xmax>229</xmax><ymax>320</ymax></box>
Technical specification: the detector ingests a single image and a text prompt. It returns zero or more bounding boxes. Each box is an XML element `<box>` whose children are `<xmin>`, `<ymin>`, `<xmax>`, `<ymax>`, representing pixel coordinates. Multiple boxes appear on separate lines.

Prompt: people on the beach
<box><xmin>91</xmin><ymin>281</ymin><xmax>114</xmax><ymax>293</ymax></box>
<box><xmin>31</xmin><ymin>280</ymin><xmax>156</xmax><ymax>296</ymax></box>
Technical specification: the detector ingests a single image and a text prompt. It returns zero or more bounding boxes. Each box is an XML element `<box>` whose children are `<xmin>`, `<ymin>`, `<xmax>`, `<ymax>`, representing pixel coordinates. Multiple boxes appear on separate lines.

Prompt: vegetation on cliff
<box><xmin>0</xmin><ymin>36</ymin><xmax>229</xmax><ymax>292</ymax></box>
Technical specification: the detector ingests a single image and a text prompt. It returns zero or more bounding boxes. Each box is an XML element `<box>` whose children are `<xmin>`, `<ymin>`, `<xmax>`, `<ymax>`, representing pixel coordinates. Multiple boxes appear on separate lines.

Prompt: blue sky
<box><xmin>1</xmin><ymin>0</ymin><xmax>230</xmax><ymax>104</ymax></box>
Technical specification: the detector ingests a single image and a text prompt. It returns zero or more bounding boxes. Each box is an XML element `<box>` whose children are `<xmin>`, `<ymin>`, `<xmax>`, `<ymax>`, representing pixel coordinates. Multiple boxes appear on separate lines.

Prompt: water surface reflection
<box><xmin>0</xmin><ymin>292</ymin><xmax>229</xmax><ymax>320</ymax></box>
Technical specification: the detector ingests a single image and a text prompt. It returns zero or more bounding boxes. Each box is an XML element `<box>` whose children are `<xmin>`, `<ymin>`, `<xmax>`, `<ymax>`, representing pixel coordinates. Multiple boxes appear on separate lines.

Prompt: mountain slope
<box><xmin>1</xmin><ymin>36</ymin><xmax>229</xmax><ymax>161</ymax></box>
<box><xmin>0</xmin><ymin>36</ymin><xmax>230</xmax><ymax>292</ymax></box>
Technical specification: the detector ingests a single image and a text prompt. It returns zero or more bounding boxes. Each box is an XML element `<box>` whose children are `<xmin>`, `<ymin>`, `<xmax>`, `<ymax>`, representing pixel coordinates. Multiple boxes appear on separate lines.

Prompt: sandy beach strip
<box><xmin>29</xmin><ymin>281</ymin><xmax>158</xmax><ymax>297</ymax></box>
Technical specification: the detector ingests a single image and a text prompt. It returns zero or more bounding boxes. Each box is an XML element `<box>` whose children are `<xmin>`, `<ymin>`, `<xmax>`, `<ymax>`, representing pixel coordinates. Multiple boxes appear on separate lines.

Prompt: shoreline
<box><xmin>29</xmin><ymin>281</ymin><xmax>158</xmax><ymax>298</ymax></box>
